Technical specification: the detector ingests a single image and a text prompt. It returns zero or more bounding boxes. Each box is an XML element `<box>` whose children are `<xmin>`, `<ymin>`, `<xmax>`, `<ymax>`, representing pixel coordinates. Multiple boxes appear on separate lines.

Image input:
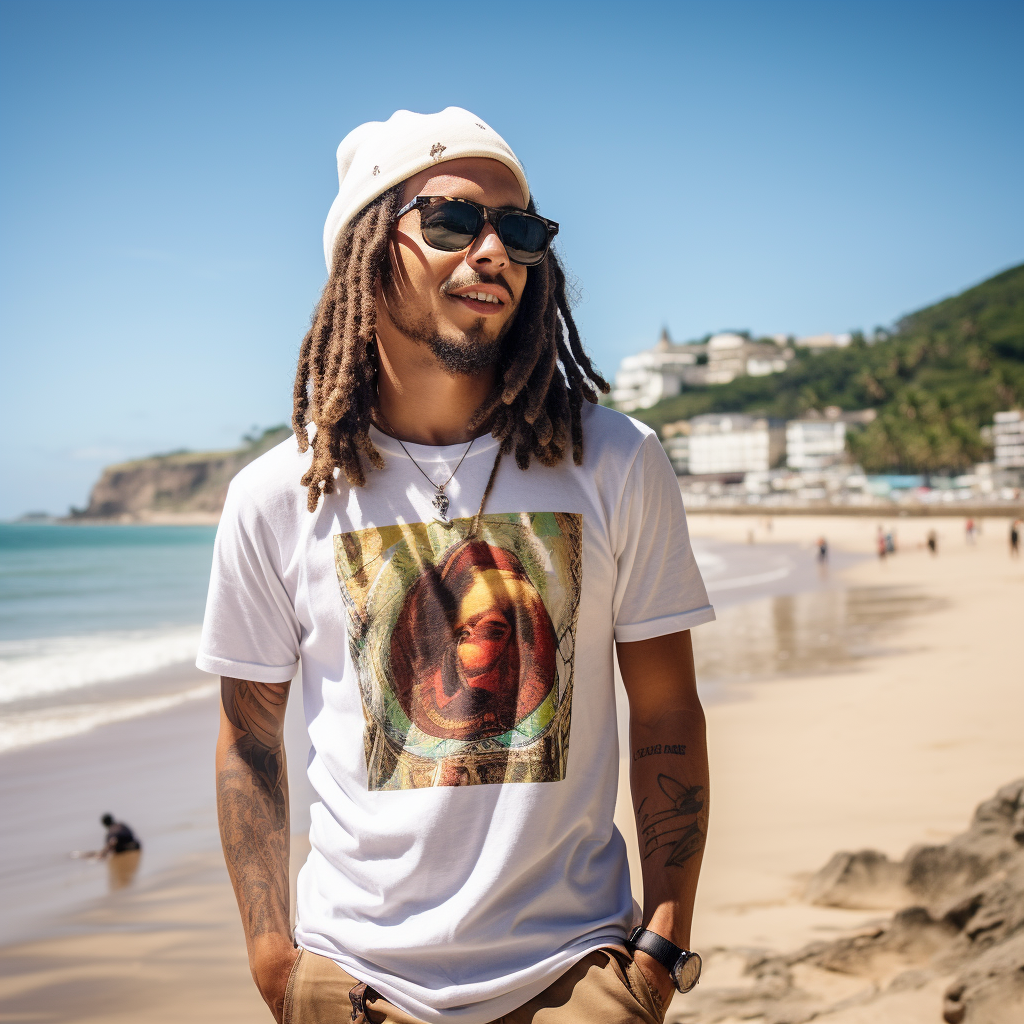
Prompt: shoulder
<box><xmin>224</xmin><ymin>432</ymin><xmax>313</xmax><ymax>525</ymax></box>
<box><xmin>581</xmin><ymin>402</ymin><xmax>659</xmax><ymax>470</ymax></box>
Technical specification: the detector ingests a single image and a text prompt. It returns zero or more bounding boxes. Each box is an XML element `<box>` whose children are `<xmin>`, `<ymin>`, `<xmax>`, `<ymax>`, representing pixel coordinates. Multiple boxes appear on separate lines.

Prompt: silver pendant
<box><xmin>431</xmin><ymin>489</ymin><xmax>451</xmax><ymax>524</ymax></box>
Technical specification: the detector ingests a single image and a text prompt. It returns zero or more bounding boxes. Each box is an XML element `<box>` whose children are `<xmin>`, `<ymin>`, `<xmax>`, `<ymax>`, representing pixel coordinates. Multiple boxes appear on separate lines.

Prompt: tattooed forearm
<box><xmin>217</xmin><ymin>679</ymin><xmax>291</xmax><ymax>945</ymax></box>
<box><xmin>637</xmin><ymin>773</ymin><xmax>706</xmax><ymax>866</ymax></box>
<box><xmin>633</xmin><ymin>743</ymin><xmax>687</xmax><ymax>762</ymax></box>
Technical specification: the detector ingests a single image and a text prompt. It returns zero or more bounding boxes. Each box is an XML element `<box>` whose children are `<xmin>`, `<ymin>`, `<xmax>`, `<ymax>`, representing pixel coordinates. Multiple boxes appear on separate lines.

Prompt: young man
<box><xmin>199</xmin><ymin>107</ymin><xmax>715</xmax><ymax>1024</ymax></box>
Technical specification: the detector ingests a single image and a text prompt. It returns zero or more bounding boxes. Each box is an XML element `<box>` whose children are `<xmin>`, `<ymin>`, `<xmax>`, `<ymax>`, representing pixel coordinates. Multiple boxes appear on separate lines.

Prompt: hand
<box><xmin>251</xmin><ymin>934</ymin><xmax>300</xmax><ymax>1023</ymax></box>
<box><xmin>633</xmin><ymin>949</ymin><xmax>675</xmax><ymax>1015</ymax></box>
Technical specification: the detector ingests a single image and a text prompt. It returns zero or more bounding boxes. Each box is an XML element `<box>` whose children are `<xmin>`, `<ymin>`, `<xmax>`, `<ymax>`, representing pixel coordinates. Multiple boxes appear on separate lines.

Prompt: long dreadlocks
<box><xmin>292</xmin><ymin>186</ymin><xmax>609</xmax><ymax>513</ymax></box>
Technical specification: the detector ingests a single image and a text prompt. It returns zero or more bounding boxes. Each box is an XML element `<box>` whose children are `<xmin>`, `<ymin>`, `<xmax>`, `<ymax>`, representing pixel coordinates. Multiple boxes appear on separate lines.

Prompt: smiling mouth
<box><xmin>449</xmin><ymin>291</ymin><xmax>507</xmax><ymax>314</ymax></box>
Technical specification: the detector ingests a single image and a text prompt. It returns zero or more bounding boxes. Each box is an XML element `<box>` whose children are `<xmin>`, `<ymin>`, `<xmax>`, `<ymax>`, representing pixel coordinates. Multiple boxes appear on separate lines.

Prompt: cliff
<box><xmin>75</xmin><ymin>426</ymin><xmax>292</xmax><ymax>522</ymax></box>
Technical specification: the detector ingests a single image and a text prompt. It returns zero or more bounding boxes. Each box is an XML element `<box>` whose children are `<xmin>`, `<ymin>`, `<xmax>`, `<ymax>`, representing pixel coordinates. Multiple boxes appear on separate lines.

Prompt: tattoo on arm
<box><xmin>217</xmin><ymin>679</ymin><xmax>291</xmax><ymax>942</ymax></box>
<box><xmin>633</xmin><ymin>743</ymin><xmax>686</xmax><ymax>762</ymax></box>
<box><xmin>637</xmin><ymin>773</ymin><xmax>706</xmax><ymax>867</ymax></box>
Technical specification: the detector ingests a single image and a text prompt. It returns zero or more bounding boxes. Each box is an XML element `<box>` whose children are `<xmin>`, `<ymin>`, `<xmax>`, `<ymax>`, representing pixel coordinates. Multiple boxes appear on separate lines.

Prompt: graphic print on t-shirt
<box><xmin>333</xmin><ymin>512</ymin><xmax>582</xmax><ymax>790</ymax></box>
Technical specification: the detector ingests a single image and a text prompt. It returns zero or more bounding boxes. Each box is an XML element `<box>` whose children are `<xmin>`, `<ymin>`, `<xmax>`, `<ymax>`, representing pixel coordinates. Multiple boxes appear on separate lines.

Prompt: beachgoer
<box><xmin>100</xmin><ymin>813</ymin><xmax>141</xmax><ymax>856</ymax></box>
<box><xmin>817</xmin><ymin>537</ymin><xmax>828</xmax><ymax>563</ymax></box>
<box><xmin>885</xmin><ymin>529</ymin><xmax>896</xmax><ymax>554</ymax></box>
<box><xmin>877</xmin><ymin>525</ymin><xmax>887</xmax><ymax>560</ymax></box>
<box><xmin>1011</xmin><ymin>519</ymin><xmax>1020</xmax><ymax>557</ymax></box>
<box><xmin>927</xmin><ymin>529</ymin><xmax>938</xmax><ymax>555</ymax></box>
<box><xmin>965</xmin><ymin>518</ymin><xmax>975</xmax><ymax>544</ymax></box>
<box><xmin>199</xmin><ymin>108</ymin><xmax>713</xmax><ymax>1024</ymax></box>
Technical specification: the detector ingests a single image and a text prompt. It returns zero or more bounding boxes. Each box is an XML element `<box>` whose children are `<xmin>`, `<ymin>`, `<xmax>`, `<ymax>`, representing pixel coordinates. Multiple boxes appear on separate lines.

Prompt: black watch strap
<box><xmin>626</xmin><ymin>926</ymin><xmax>683</xmax><ymax>971</ymax></box>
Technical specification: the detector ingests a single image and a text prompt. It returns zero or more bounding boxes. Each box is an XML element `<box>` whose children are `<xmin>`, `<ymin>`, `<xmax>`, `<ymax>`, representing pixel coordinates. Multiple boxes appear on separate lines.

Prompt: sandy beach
<box><xmin>1</xmin><ymin>513</ymin><xmax>1020</xmax><ymax>1023</ymax></box>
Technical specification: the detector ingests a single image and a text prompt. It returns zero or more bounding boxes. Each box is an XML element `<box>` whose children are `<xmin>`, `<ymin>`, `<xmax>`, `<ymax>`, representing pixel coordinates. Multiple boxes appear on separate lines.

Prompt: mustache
<box><xmin>441</xmin><ymin>272</ymin><xmax>515</xmax><ymax>306</ymax></box>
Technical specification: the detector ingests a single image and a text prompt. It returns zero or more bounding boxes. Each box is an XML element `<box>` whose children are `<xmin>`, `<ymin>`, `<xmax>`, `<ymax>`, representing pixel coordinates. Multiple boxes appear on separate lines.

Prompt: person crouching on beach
<box><xmin>198</xmin><ymin>107</ymin><xmax>715</xmax><ymax>1024</ymax></box>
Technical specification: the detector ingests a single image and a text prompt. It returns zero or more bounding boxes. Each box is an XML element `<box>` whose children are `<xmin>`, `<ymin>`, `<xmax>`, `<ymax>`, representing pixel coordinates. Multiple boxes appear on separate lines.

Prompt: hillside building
<box><xmin>660</xmin><ymin>420</ymin><xmax>690</xmax><ymax>474</ymax></box>
<box><xmin>794</xmin><ymin>333</ymin><xmax>853</xmax><ymax>350</ymax></box>
<box><xmin>611</xmin><ymin>329</ymin><xmax>794</xmax><ymax>412</ymax></box>
<box><xmin>610</xmin><ymin>329</ymin><xmax>706</xmax><ymax>412</ymax></box>
<box><xmin>704</xmin><ymin>333</ymin><xmax>792</xmax><ymax>384</ymax></box>
<box><xmin>785</xmin><ymin>407</ymin><xmax>875</xmax><ymax>470</ymax></box>
<box><xmin>688</xmin><ymin>414</ymin><xmax>785</xmax><ymax>475</ymax></box>
<box><xmin>992</xmin><ymin>410</ymin><xmax>1024</xmax><ymax>469</ymax></box>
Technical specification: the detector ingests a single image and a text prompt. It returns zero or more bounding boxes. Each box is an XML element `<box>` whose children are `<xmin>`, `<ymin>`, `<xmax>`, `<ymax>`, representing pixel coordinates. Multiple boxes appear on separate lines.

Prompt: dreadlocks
<box><xmin>292</xmin><ymin>186</ymin><xmax>609</xmax><ymax>513</ymax></box>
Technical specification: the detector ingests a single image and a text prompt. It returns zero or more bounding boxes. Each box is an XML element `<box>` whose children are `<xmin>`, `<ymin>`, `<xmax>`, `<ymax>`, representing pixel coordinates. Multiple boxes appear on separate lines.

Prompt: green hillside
<box><xmin>630</xmin><ymin>263</ymin><xmax>1024</xmax><ymax>473</ymax></box>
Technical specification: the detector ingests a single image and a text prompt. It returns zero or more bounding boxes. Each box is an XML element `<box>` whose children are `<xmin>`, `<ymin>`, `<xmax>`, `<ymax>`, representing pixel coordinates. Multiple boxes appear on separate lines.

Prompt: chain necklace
<box><xmin>376</xmin><ymin>412</ymin><xmax>475</xmax><ymax>524</ymax></box>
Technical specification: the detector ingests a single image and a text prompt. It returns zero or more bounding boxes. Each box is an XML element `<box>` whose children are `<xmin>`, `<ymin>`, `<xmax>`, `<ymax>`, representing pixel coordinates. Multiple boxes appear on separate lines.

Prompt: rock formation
<box><xmin>74</xmin><ymin>426</ymin><xmax>291</xmax><ymax>521</ymax></box>
<box><xmin>674</xmin><ymin>780</ymin><xmax>1024</xmax><ymax>1023</ymax></box>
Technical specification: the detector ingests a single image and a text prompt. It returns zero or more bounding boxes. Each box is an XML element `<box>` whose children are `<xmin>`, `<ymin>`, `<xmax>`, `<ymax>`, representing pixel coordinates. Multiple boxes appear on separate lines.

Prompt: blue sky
<box><xmin>1</xmin><ymin>0</ymin><xmax>1021</xmax><ymax>517</ymax></box>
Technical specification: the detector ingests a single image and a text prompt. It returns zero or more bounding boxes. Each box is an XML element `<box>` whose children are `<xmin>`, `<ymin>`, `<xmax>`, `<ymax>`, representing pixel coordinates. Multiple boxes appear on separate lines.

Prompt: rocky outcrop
<box><xmin>675</xmin><ymin>780</ymin><xmax>1024</xmax><ymax>1023</ymax></box>
<box><xmin>74</xmin><ymin>426</ymin><xmax>292</xmax><ymax>521</ymax></box>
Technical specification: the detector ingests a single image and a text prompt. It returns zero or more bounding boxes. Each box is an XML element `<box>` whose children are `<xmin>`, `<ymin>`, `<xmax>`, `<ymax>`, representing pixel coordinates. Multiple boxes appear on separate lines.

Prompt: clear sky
<box><xmin>1</xmin><ymin>0</ymin><xmax>1021</xmax><ymax>518</ymax></box>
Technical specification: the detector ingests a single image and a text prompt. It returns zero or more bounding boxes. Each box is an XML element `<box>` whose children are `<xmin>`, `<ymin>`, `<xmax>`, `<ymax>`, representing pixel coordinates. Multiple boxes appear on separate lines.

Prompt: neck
<box><xmin>373</xmin><ymin>332</ymin><xmax>496</xmax><ymax>447</ymax></box>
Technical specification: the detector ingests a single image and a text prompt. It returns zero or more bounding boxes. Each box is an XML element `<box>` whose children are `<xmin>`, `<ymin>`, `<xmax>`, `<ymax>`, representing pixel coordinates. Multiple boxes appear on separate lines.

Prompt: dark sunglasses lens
<box><xmin>419</xmin><ymin>201</ymin><xmax>484</xmax><ymax>252</ymax></box>
<box><xmin>498</xmin><ymin>214</ymin><xmax>550</xmax><ymax>265</ymax></box>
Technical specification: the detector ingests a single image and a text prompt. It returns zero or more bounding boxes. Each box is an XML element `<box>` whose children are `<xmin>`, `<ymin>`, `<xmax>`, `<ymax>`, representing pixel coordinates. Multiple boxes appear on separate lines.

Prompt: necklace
<box><xmin>376</xmin><ymin>412</ymin><xmax>475</xmax><ymax>524</ymax></box>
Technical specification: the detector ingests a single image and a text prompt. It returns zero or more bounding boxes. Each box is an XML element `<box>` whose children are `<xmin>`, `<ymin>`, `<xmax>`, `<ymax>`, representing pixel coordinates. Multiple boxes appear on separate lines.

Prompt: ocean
<box><xmin>0</xmin><ymin>523</ymin><xmax>219</xmax><ymax>753</ymax></box>
<box><xmin>0</xmin><ymin>519</ymin><xmax>868</xmax><ymax>757</ymax></box>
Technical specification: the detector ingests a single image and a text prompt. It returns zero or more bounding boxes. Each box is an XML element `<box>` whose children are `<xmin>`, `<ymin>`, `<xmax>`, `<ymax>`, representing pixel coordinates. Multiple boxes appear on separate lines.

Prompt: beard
<box><xmin>382</xmin><ymin>276</ymin><xmax>519</xmax><ymax>377</ymax></box>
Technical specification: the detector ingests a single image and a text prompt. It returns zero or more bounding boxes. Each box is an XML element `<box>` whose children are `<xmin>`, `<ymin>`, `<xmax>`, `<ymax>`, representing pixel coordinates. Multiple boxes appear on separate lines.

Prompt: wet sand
<box><xmin>1</xmin><ymin>515</ymin><xmax>1019</xmax><ymax>1022</ymax></box>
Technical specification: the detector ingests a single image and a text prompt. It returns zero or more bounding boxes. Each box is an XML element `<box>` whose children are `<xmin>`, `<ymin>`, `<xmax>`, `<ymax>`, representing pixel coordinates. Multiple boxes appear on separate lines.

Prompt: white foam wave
<box><xmin>0</xmin><ymin>683</ymin><xmax>218</xmax><ymax>753</ymax></box>
<box><xmin>0</xmin><ymin>626</ymin><xmax>203</xmax><ymax>704</ymax></box>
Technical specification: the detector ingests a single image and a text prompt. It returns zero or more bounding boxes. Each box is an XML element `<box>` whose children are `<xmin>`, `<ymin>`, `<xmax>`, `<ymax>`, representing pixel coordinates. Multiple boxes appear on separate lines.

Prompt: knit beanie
<box><xmin>322</xmin><ymin>107</ymin><xmax>530</xmax><ymax>270</ymax></box>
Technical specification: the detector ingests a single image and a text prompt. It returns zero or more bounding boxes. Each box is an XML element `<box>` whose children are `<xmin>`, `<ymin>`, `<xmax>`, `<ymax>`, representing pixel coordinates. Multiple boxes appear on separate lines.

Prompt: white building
<box><xmin>661</xmin><ymin>421</ymin><xmax>690</xmax><ymax>474</ymax></box>
<box><xmin>786</xmin><ymin>408</ymin><xmax>876</xmax><ymax>469</ymax></box>
<box><xmin>787</xmin><ymin>418</ymin><xmax>847</xmax><ymax>470</ymax></box>
<box><xmin>611</xmin><ymin>329</ymin><xmax>793</xmax><ymax>412</ymax></box>
<box><xmin>610</xmin><ymin>329</ymin><xmax>706</xmax><ymax>412</ymax></box>
<box><xmin>688</xmin><ymin>414</ymin><xmax>786</xmax><ymax>475</ymax></box>
<box><xmin>795</xmin><ymin>332</ymin><xmax>853</xmax><ymax>351</ymax></box>
<box><xmin>705</xmin><ymin>333</ymin><xmax>791</xmax><ymax>384</ymax></box>
<box><xmin>993</xmin><ymin>410</ymin><xmax>1024</xmax><ymax>469</ymax></box>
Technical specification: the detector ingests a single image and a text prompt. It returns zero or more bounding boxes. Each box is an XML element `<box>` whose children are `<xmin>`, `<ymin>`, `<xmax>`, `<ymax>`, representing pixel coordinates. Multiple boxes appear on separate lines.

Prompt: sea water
<box><xmin>0</xmin><ymin>523</ymin><xmax>219</xmax><ymax>752</ymax></box>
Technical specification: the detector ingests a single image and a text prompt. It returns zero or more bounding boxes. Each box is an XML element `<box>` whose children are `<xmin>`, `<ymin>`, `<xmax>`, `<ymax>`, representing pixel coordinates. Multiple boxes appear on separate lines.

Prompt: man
<box><xmin>199</xmin><ymin>107</ymin><xmax>715</xmax><ymax>1024</ymax></box>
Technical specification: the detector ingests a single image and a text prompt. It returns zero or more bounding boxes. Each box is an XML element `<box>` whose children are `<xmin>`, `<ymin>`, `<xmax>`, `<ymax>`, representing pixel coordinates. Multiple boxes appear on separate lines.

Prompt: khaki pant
<box><xmin>283</xmin><ymin>947</ymin><xmax>665</xmax><ymax>1024</ymax></box>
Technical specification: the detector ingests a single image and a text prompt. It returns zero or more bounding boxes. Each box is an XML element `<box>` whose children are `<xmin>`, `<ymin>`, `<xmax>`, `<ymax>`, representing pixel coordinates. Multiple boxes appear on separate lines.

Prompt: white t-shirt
<box><xmin>197</xmin><ymin>402</ymin><xmax>714</xmax><ymax>1024</ymax></box>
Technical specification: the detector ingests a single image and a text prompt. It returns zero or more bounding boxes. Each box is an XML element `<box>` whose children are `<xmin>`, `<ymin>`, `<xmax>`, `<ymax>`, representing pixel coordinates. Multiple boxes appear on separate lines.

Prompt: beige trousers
<box><xmin>283</xmin><ymin>947</ymin><xmax>665</xmax><ymax>1024</ymax></box>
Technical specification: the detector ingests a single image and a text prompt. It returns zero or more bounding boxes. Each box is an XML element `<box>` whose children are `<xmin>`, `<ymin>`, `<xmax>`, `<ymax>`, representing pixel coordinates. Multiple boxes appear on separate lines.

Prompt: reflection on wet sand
<box><xmin>107</xmin><ymin>849</ymin><xmax>141</xmax><ymax>890</ymax></box>
<box><xmin>694</xmin><ymin>585</ymin><xmax>944</xmax><ymax>685</ymax></box>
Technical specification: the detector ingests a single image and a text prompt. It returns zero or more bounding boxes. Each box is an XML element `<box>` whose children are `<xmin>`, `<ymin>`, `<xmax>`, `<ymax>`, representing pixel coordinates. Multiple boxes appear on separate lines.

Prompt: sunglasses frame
<box><xmin>394</xmin><ymin>195</ymin><xmax>559</xmax><ymax>266</ymax></box>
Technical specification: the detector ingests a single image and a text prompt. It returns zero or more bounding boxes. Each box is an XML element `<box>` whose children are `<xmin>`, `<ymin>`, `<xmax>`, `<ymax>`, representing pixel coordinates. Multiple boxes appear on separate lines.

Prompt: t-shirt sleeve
<box><xmin>196</xmin><ymin>479</ymin><xmax>301</xmax><ymax>683</ymax></box>
<box><xmin>612</xmin><ymin>432</ymin><xmax>715</xmax><ymax>643</ymax></box>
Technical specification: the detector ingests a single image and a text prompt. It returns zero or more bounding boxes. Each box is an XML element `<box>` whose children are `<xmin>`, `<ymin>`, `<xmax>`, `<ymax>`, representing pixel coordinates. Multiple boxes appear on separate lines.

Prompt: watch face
<box><xmin>672</xmin><ymin>951</ymin><xmax>702</xmax><ymax>993</ymax></box>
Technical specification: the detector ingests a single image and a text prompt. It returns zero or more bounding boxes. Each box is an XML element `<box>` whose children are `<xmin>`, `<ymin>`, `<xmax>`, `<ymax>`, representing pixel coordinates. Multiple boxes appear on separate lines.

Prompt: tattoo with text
<box><xmin>637</xmin><ymin>773</ymin><xmax>706</xmax><ymax>867</ymax></box>
<box><xmin>632</xmin><ymin>742</ymin><xmax>686</xmax><ymax>762</ymax></box>
<box><xmin>217</xmin><ymin>679</ymin><xmax>291</xmax><ymax>941</ymax></box>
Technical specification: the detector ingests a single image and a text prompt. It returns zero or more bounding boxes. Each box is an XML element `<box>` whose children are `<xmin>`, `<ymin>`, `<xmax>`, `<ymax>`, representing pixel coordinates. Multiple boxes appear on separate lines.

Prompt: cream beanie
<box><xmin>322</xmin><ymin>107</ymin><xmax>530</xmax><ymax>270</ymax></box>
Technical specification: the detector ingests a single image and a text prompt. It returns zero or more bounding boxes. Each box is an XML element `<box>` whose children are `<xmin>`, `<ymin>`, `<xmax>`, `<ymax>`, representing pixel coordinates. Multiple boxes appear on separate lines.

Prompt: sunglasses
<box><xmin>395</xmin><ymin>195</ymin><xmax>559</xmax><ymax>267</ymax></box>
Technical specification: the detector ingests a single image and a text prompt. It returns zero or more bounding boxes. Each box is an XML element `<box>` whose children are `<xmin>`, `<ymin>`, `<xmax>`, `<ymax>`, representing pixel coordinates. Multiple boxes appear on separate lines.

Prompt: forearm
<box><xmin>630</xmin><ymin>701</ymin><xmax>709</xmax><ymax>949</ymax></box>
<box><xmin>216</xmin><ymin>678</ymin><xmax>293</xmax><ymax>969</ymax></box>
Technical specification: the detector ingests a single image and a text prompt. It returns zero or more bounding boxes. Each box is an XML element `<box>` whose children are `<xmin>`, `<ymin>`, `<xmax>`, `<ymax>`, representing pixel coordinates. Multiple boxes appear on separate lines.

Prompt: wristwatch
<box><xmin>626</xmin><ymin>927</ymin><xmax>702</xmax><ymax>993</ymax></box>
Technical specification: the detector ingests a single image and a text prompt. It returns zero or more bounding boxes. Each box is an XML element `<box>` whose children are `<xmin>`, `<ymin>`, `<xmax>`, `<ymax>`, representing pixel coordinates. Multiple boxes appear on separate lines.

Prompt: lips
<box><xmin>449</xmin><ymin>290</ymin><xmax>506</xmax><ymax>315</ymax></box>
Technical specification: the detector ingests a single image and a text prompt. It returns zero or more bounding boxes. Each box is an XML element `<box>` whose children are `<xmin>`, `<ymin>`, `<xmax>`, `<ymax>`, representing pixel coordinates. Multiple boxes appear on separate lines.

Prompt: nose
<box><xmin>466</xmin><ymin>222</ymin><xmax>509</xmax><ymax>273</ymax></box>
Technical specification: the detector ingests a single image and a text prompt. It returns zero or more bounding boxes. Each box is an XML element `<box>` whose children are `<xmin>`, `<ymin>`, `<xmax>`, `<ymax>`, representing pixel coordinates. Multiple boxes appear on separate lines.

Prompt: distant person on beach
<box><xmin>877</xmin><ymin>526</ymin><xmax>887</xmax><ymax>560</ymax></box>
<box><xmin>927</xmin><ymin>529</ymin><xmax>938</xmax><ymax>555</ymax></box>
<box><xmin>965</xmin><ymin>518</ymin><xmax>975</xmax><ymax>544</ymax></box>
<box><xmin>1011</xmin><ymin>519</ymin><xmax>1020</xmax><ymax>557</ymax></box>
<box><xmin>100</xmin><ymin>813</ymin><xmax>141</xmax><ymax>855</ymax></box>
<box><xmin>199</xmin><ymin>108</ymin><xmax>713</xmax><ymax>1023</ymax></box>
<box><xmin>817</xmin><ymin>537</ymin><xmax>828</xmax><ymax>563</ymax></box>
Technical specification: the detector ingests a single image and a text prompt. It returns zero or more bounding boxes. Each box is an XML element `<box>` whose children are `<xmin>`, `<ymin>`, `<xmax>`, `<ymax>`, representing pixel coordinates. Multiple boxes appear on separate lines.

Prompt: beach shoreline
<box><xmin>1</xmin><ymin>515</ymin><xmax>1019</xmax><ymax>1022</ymax></box>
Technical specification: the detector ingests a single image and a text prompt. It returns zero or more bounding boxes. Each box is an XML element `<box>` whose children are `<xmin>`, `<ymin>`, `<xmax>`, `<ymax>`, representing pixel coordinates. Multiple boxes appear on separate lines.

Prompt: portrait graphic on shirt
<box><xmin>334</xmin><ymin>512</ymin><xmax>582</xmax><ymax>790</ymax></box>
